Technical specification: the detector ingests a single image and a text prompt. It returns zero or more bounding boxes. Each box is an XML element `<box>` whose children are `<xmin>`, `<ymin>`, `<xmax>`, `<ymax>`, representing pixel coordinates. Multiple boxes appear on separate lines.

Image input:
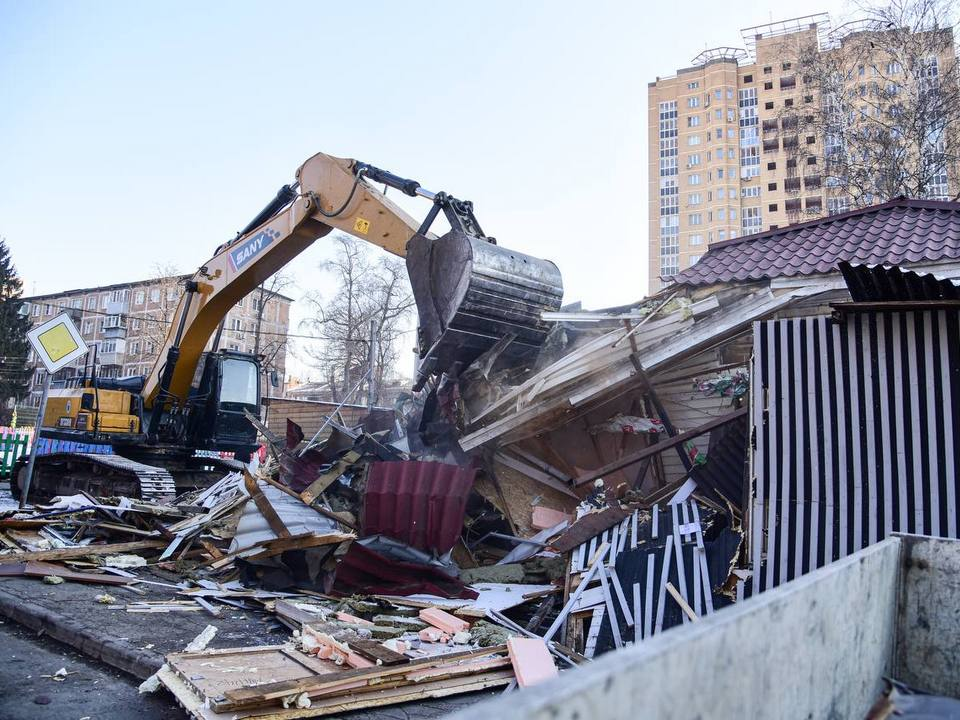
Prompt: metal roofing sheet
<box><xmin>671</xmin><ymin>199</ymin><xmax>960</xmax><ymax>287</ymax></box>
<box><xmin>838</xmin><ymin>261</ymin><xmax>960</xmax><ymax>302</ymax></box>
<box><xmin>362</xmin><ymin>461</ymin><xmax>476</xmax><ymax>555</ymax></box>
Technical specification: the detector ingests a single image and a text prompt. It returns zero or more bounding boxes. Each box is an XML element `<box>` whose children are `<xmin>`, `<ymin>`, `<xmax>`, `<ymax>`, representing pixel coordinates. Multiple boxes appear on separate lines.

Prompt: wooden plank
<box><xmin>0</xmin><ymin>539</ymin><xmax>165</xmax><ymax>564</ymax></box>
<box><xmin>219</xmin><ymin>645</ymin><xmax>508</xmax><ymax>711</ymax></box>
<box><xmin>244</xmin><ymin>472</ymin><xmax>291</xmax><ymax>538</ymax></box>
<box><xmin>666</xmin><ymin>582</ymin><xmax>698</xmax><ymax>623</ymax></box>
<box><xmin>0</xmin><ymin>561</ymin><xmax>132</xmax><ymax>585</ymax></box>
<box><xmin>573</xmin><ymin>407</ymin><xmax>749</xmax><ymax>486</ymax></box>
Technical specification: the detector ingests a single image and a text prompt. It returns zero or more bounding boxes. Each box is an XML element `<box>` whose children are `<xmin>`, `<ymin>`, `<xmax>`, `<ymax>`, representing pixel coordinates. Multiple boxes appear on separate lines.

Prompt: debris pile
<box><xmin>0</xmin><ymin>286</ymin><xmax>780</xmax><ymax>716</ymax></box>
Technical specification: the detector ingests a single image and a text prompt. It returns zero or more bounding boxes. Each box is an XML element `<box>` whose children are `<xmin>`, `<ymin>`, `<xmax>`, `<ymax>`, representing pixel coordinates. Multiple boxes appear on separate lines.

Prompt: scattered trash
<box><xmin>41</xmin><ymin>575</ymin><xmax>63</xmax><ymax>585</ymax></box>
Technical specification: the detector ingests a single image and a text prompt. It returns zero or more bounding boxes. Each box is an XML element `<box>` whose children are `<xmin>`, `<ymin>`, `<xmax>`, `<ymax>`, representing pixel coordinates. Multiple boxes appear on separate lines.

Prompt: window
<box><xmin>689</xmin><ymin>255</ymin><xmax>701</xmax><ymax>266</ymax></box>
<box><xmin>220</xmin><ymin>358</ymin><xmax>259</xmax><ymax>405</ymax></box>
<box><xmin>728</xmin><ymin>148</ymin><xmax>736</xmax><ymax>159</ymax></box>
<box><xmin>718</xmin><ymin>208</ymin><xmax>726</xmax><ymax>220</ymax></box>
<box><xmin>82</xmin><ymin>320</ymin><xmax>93</xmax><ymax>335</ymax></box>
<box><xmin>780</xmin><ymin>76</ymin><xmax>796</xmax><ymax>90</ymax></box>
<box><xmin>687</xmin><ymin>97</ymin><xmax>700</xmax><ymax>108</ymax></box>
<box><xmin>743</xmin><ymin>74</ymin><xmax>753</xmax><ymax>83</ymax></box>
<box><xmin>98</xmin><ymin>320</ymin><xmax>104</xmax><ymax>332</ymax></box>
<box><xmin>805</xmin><ymin>197</ymin><xmax>822</xmax><ymax>211</ymax></box>
<box><xmin>101</xmin><ymin>295</ymin><xmax>108</xmax><ymax>309</ymax></box>
<box><xmin>45</xmin><ymin>304</ymin><xmax>52</xmax><ymax>316</ymax></box>
<box><xmin>130</xmin><ymin>341</ymin><xmax>140</xmax><ymax>354</ymax></box>
<box><xmin>687</xmin><ymin>81</ymin><xmax>700</xmax><ymax>89</ymax></box>
<box><xmin>764</xmin><ymin>81</ymin><xmax>773</xmax><ymax>90</ymax></box>
<box><xmin>765</xmin><ymin>101</ymin><xmax>774</xmax><ymax>110</ymax></box>
<box><xmin>132</xmin><ymin>318</ymin><xmax>141</xmax><ymax>330</ymax></box>
<box><xmin>727</xmin><ymin>127</ymin><xmax>735</xmax><ymax>139</ymax></box>
<box><xmin>715</xmin><ymin>128</ymin><xmax>722</xmax><ymax>139</ymax></box>
<box><xmin>827</xmin><ymin>196</ymin><xmax>850</xmax><ymax>215</ymax></box>
<box><xmin>717</xmin><ymin>187</ymin><xmax>725</xmax><ymax>199</ymax></box>
<box><xmin>806</xmin><ymin>135</ymin><xmax>815</xmax><ymax>145</ymax></box>
<box><xmin>688</xmin><ymin>135</ymin><xmax>701</xmax><ymax>146</ymax></box>
<box><xmin>167</xmin><ymin>288</ymin><xmax>177</xmax><ymax>301</ymax></box>
<box><xmin>688</xmin><ymin>174</ymin><xmax>701</xmax><ymax>185</ymax></box>
<box><xmin>135</xmin><ymin>291</ymin><xmax>145</xmax><ymax>305</ymax></box>
<box><xmin>730</xmin><ymin>208</ymin><xmax>737</xmax><ymax>220</ymax></box>
<box><xmin>742</xmin><ymin>207</ymin><xmax>762</xmax><ymax>233</ymax></box>
<box><xmin>768</xmin><ymin>203</ymin><xmax>778</xmax><ymax>212</ymax></box>
<box><xmin>717</xmin><ymin>168</ymin><xmax>724</xmax><ymax>179</ymax></box>
<box><xmin>763</xmin><ymin>66</ymin><xmax>772</xmax><ymax>75</ymax></box>
<box><xmin>718</xmin><ymin>230</ymin><xmax>726</xmax><ymax>241</ymax></box>
<box><xmin>768</xmin><ymin>182</ymin><xmax>777</xmax><ymax>191</ymax></box>
<box><xmin>687</xmin><ymin>153</ymin><xmax>701</xmax><ymax>166</ymax></box>
<box><xmin>767</xmin><ymin>161</ymin><xmax>777</xmax><ymax>170</ymax></box>
<box><xmin>806</xmin><ymin>156</ymin><xmax>817</xmax><ymax>165</ymax></box>
<box><xmin>782</xmin><ymin>62</ymin><xmax>792</xmax><ymax>71</ymax></box>
<box><xmin>689</xmin><ymin>234</ymin><xmax>703</xmax><ymax>246</ymax></box>
<box><xmin>741</xmin><ymin>186</ymin><xmax>760</xmax><ymax>198</ymax></box>
<box><xmin>715</xmin><ymin>109</ymin><xmax>722</xmax><ymax>121</ymax></box>
<box><xmin>858</xmin><ymin>65</ymin><xmax>865</xmax><ymax>77</ymax></box>
<box><xmin>688</xmin><ymin>192</ymin><xmax>702</xmax><ymax>205</ymax></box>
<box><xmin>87</xmin><ymin>297</ymin><xmax>96</xmax><ymax>310</ymax></box>
<box><xmin>714</xmin><ymin>89</ymin><xmax>722</xmax><ymax>100</ymax></box>
<box><xmin>804</xmin><ymin>94</ymin><xmax>813</xmax><ymax>103</ymax></box>
<box><xmin>727</xmin><ymin>89</ymin><xmax>734</xmax><ymax>99</ymax></box>
<box><xmin>726</xmin><ymin>109</ymin><xmax>735</xmax><ymax>122</ymax></box>
<box><xmin>687</xmin><ymin>116</ymin><xmax>700</xmax><ymax>127</ymax></box>
<box><xmin>236</xmin><ymin>297</ymin><xmax>244</xmax><ymax>309</ymax></box>
<box><xmin>31</xmin><ymin>304</ymin><xmax>40</xmax><ymax>317</ymax></box>
<box><xmin>786</xmin><ymin>158</ymin><xmax>797</xmax><ymax>169</ymax></box>
<box><xmin>252</xmin><ymin>297</ymin><xmax>261</xmax><ymax>312</ymax></box>
<box><xmin>738</xmin><ymin>88</ymin><xmax>759</xmax><ymax>178</ymax></box>
<box><xmin>688</xmin><ymin>213</ymin><xmax>703</xmax><ymax>226</ymax></box>
<box><xmin>231</xmin><ymin>318</ymin><xmax>242</xmax><ymax>332</ymax></box>
<box><xmin>72</xmin><ymin>299</ymin><xmax>82</xmax><ymax>309</ymax></box>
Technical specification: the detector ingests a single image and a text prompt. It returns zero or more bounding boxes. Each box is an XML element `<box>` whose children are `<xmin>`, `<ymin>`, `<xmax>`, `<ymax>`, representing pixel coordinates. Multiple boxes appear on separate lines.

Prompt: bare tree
<box><xmin>252</xmin><ymin>271</ymin><xmax>294</xmax><ymax>395</ymax></box>
<box><xmin>781</xmin><ymin>0</ymin><xmax>959</xmax><ymax>216</ymax></box>
<box><xmin>136</xmin><ymin>262</ymin><xmax>185</xmax><ymax>368</ymax></box>
<box><xmin>300</xmin><ymin>234</ymin><xmax>415</xmax><ymax>404</ymax></box>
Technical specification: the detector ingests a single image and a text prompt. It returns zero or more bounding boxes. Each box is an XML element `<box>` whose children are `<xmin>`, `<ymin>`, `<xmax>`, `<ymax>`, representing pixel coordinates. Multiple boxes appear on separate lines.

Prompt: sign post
<box><xmin>21</xmin><ymin>313</ymin><xmax>90</xmax><ymax>507</ymax></box>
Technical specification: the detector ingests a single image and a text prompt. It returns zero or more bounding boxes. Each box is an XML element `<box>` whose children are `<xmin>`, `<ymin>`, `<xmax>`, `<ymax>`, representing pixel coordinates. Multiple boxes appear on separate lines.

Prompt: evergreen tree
<box><xmin>0</xmin><ymin>239</ymin><xmax>33</xmax><ymax>419</ymax></box>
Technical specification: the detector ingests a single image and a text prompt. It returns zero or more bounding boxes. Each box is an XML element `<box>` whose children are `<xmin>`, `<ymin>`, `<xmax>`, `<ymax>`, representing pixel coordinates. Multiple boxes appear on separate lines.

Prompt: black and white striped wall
<box><xmin>750</xmin><ymin>309</ymin><xmax>960</xmax><ymax>593</ymax></box>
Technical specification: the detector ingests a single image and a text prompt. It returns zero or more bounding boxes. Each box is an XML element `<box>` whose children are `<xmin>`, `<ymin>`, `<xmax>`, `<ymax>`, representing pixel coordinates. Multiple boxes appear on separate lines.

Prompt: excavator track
<box><xmin>16</xmin><ymin>452</ymin><xmax>185</xmax><ymax>502</ymax></box>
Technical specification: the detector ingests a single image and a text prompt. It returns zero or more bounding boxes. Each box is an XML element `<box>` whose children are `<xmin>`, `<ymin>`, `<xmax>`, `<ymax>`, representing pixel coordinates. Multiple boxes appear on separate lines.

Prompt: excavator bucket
<box><xmin>407</xmin><ymin>230</ymin><xmax>563</xmax><ymax>387</ymax></box>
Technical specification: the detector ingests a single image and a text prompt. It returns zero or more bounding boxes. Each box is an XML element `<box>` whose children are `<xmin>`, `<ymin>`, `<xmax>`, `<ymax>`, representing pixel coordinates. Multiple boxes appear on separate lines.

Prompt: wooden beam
<box><xmin>573</xmin><ymin>407</ymin><xmax>748</xmax><ymax>486</ymax></box>
<box><xmin>0</xmin><ymin>539</ymin><xmax>166</xmax><ymax>564</ymax></box>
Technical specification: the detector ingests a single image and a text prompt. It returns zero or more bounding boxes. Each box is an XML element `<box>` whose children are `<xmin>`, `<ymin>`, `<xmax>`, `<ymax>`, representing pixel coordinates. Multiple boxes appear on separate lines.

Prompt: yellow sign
<box><xmin>27</xmin><ymin>312</ymin><xmax>89</xmax><ymax>374</ymax></box>
<box><xmin>37</xmin><ymin>323</ymin><xmax>80</xmax><ymax>363</ymax></box>
<box><xmin>353</xmin><ymin>217</ymin><xmax>371</xmax><ymax>235</ymax></box>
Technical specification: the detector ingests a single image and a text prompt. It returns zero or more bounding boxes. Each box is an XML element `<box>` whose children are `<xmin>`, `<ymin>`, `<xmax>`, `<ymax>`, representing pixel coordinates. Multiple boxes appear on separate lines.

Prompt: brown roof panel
<box><xmin>671</xmin><ymin>198</ymin><xmax>960</xmax><ymax>287</ymax></box>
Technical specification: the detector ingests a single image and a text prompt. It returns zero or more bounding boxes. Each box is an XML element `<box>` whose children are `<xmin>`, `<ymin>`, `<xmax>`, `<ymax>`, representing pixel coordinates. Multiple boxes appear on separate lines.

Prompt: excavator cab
<box><xmin>184</xmin><ymin>350</ymin><xmax>260</xmax><ymax>461</ymax></box>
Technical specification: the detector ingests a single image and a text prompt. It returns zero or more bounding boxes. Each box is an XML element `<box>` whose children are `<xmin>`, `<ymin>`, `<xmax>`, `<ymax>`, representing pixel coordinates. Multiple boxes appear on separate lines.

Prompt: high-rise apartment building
<box><xmin>21</xmin><ymin>275</ymin><xmax>291</xmax><ymax>405</ymax></box>
<box><xmin>648</xmin><ymin>14</ymin><xmax>957</xmax><ymax>292</ymax></box>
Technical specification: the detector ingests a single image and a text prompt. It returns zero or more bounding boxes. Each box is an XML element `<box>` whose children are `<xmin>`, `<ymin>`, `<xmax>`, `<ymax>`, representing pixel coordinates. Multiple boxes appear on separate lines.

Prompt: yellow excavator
<box><xmin>17</xmin><ymin>151</ymin><xmax>563</xmax><ymax>500</ymax></box>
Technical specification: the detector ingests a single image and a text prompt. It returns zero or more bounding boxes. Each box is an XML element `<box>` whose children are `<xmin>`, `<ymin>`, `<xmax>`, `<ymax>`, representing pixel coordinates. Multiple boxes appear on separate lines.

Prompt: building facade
<box><xmin>22</xmin><ymin>276</ymin><xmax>292</xmax><ymax>405</ymax></box>
<box><xmin>648</xmin><ymin>14</ymin><xmax>957</xmax><ymax>292</ymax></box>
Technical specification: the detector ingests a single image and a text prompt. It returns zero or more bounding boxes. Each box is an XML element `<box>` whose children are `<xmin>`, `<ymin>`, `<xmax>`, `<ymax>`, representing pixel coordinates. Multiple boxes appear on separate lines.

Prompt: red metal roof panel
<box><xmin>362</xmin><ymin>461</ymin><xmax>476</xmax><ymax>555</ymax></box>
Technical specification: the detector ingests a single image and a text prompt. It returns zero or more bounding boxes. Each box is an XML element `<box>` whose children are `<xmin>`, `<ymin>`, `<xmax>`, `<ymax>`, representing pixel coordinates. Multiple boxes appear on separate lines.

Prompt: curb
<box><xmin>0</xmin><ymin>586</ymin><xmax>164</xmax><ymax>680</ymax></box>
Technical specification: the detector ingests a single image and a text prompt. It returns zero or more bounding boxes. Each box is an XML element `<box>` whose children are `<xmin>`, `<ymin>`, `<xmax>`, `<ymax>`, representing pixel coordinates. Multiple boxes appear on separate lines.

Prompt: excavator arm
<box><xmin>142</xmin><ymin>150</ymin><xmax>563</xmax><ymax>428</ymax></box>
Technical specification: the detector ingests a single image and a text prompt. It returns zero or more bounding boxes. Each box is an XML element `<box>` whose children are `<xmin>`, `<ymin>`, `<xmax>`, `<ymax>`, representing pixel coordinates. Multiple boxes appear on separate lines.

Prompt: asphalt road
<box><xmin>0</xmin><ymin>619</ymin><xmax>181</xmax><ymax>720</ymax></box>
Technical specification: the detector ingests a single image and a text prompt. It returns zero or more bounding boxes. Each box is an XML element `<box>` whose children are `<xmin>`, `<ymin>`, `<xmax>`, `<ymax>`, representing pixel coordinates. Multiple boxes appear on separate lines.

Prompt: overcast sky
<box><xmin>0</xmin><ymin>0</ymin><xmax>851</xmax><ymax>380</ymax></box>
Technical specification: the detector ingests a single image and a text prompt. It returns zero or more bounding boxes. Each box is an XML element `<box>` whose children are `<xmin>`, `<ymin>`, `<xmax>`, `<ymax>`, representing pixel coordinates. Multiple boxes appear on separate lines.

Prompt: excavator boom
<box><xmin>144</xmin><ymin>150</ymin><xmax>563</xmax><ymax>416</ymax></box>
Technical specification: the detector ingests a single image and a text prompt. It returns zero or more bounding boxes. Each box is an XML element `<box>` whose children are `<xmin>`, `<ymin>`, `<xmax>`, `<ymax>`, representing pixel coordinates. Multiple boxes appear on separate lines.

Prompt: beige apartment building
<box><xmin>648</xmin><ymin>14</ymin><xmax>957</xmax><ymax>292</ymax></box>
<box><xmin>22</xmin><ymin>276</ymin><xmax>292</xmax><ymax>405</ymax></box>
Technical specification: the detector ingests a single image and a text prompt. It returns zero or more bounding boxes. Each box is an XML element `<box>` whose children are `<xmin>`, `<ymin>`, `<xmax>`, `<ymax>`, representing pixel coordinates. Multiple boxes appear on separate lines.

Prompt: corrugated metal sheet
<box><xmin>839</xmin><ymin>261</ymin><xmax>960</xmax><ymax>302</ymax></box>
<box><xmin>750</xmin><ymin>311</ymin><xmax>960</xmax><ymax>594</ymax></box>
<box><xmin>362</xmin><ymin>461</ymin><xmax>476</xmax><ymax>555</ymax></box>
<box><xmin>332</xmin><ymin>542</ymin><xmax>477</xmax><ymax>599</ymax></box>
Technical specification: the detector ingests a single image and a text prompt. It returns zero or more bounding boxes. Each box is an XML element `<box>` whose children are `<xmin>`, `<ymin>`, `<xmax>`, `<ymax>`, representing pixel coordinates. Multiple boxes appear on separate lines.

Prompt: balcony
<box><xmin>762</xmin><ymin>119</ymin><xmax>779</xmax><ymax>133</ymax></box>
<box><xmin>804</xmin><ymin>175</ymin><xmax>822</xmax><ymax>190</ymax></box>
<box><xmin>784</xmin><ymin>178</ymin><xmax>802</xmax><ymax>192</ymax></box>
<box><xmin>106</xmin><ymin>300</ymin><xmax>129</xmax><ymax>315</ymax></box>
<box><xmin>98</xmin><ymin>353</ymin><xmax>123</xmax><ymax>367</ymax></box>
<box><xmin>763</xmin><ymin>138</ymin><xmax>780</xmax><ymax>152</ymax></box>
<box><xmin>102</xmin><ymin>325</ymin><xmax>127</xmax><ymax>340</ymax></box>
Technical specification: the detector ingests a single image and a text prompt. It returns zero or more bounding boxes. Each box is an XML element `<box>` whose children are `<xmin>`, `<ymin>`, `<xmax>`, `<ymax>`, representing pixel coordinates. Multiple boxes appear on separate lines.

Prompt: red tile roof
<box><xmin>671</xmin><ymin>198</ymin><xmax>960</xmax><ymax>287</ymax></box>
